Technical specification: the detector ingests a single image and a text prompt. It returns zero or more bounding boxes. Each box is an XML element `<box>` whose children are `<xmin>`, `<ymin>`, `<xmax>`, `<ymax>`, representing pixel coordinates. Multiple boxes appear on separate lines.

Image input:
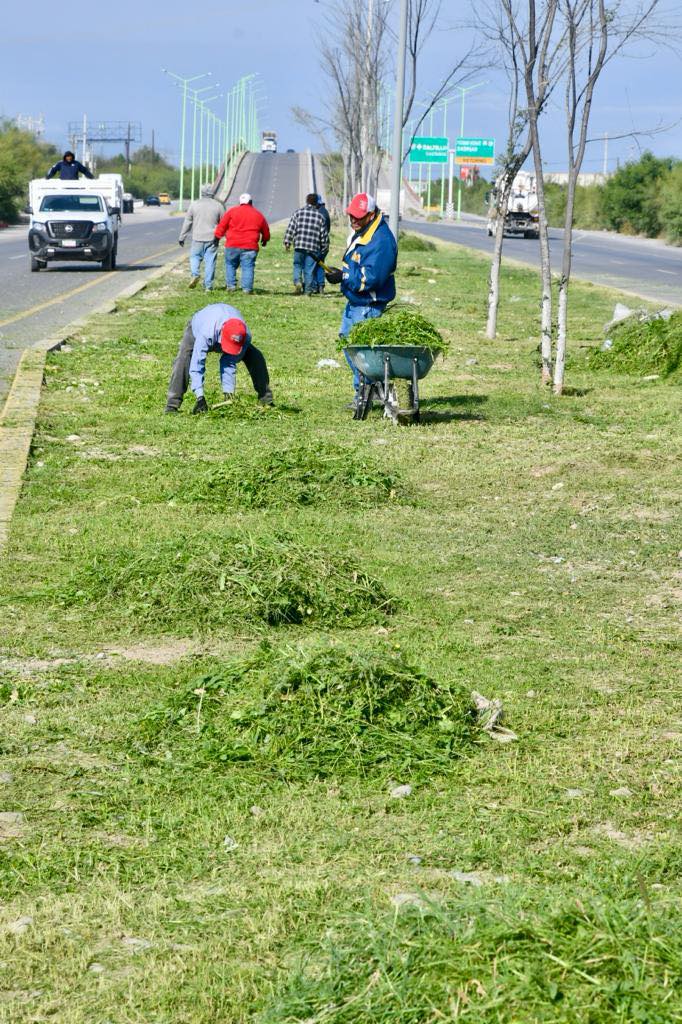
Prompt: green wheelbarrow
<box><xmin>343</xmin><ymin>345</ymin><xmax>436</xmax><ymax>424</ymax></box>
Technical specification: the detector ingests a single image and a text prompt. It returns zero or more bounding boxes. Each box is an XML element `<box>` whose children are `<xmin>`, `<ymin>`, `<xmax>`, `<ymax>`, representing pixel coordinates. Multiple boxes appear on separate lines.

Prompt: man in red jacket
<box><xmin>214</xmin><ymin>193</ymin><xmax>270</xmax><ymax>294</ymax></box>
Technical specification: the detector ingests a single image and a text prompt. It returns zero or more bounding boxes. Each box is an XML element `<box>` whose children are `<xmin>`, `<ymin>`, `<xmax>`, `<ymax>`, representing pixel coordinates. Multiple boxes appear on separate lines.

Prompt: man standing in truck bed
<box><xmin>46</xmin><ymin>151</ymin><xmax>94</xmax><ymax>180</ymax></box>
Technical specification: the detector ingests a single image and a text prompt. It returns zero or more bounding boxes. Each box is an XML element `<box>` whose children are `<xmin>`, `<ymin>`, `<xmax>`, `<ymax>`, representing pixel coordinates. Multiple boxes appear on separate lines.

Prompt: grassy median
<box><xmin>0</xmin><ymin>230</ymin><xmax>680</xmax><ymax>1023</ymax></box>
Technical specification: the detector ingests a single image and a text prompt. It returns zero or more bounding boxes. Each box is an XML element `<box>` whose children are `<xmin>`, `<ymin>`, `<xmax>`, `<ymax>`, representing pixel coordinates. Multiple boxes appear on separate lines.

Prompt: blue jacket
<box><xmin>46</xmin><ymin>160</ymin><xmax>94</xmax><ymax>180</ymax></box>
<box><xmin>189</xmin><ymin>304</ymin><xmax>251</xmax><ymax>397</ymax></box>
<box><xmin>341</xmin><ymin>212</ymin><xmax>397</xmax><ymax>308</ymax></box>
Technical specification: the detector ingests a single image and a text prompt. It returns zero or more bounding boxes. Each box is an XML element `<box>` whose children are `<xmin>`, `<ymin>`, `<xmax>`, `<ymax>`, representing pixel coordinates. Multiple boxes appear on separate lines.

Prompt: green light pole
<box><xmin>453</xmin><ymin>80</ymin><xmax>487</xmax><ymax>222</ymax></box>
<box><xmin>188</xmin><ymin>83</ymin><xmax>216</xmax><ymax>201</ymax></box>
<box><xmin>440</xmin><ymin>98</ymin><xmax>448</xmax><ymax>217</ymax></box>
<box><xmin>162</xmin><ymin>69</ymin><xmax>211</xmax><ymax>211</ymax></box>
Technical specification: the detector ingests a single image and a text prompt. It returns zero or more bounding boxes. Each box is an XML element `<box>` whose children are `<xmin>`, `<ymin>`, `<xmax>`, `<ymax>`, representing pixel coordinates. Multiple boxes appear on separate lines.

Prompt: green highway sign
<box><xmin>409</xmin><ymin>136</ymin><xmax>449</xmax><ymax>163</ymax></box>
<box><xmin>455</xmin><ymin>137</ymin><xmax>495</xmax><ymax>164</ymax></box>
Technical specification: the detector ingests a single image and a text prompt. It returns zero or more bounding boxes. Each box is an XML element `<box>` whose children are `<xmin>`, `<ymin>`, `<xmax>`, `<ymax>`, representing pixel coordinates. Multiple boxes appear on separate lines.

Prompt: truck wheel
<box><xmin>102</xmin><ymin>250</ymin><xmax>115</xmax><ymax>271</ymax></box>
<box><xmin>487</xmin><ymin>227</ymin><xmax>493</xmax><ymax>237</ymax></box>
<box><xmin>30</xmin><ymin>257</ymin><xmax>45</xmax><ymax>272</ymax></box>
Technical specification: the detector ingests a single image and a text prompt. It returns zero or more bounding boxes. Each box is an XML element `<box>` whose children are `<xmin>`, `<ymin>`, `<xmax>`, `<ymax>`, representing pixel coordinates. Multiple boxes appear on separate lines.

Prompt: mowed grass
<box><xmin>0</xmin><ymin>228</ymin><xmax>680</xmax><ymax>1023</ymax></box>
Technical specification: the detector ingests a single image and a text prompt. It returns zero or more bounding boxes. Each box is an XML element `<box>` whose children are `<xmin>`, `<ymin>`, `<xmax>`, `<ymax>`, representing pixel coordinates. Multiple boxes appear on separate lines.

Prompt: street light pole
<box><xmin>453</xmin><ymin>80</ymin><xmax>487</xmax><ymax>222</ymax></box>
<box><xmin>162</xmin><ymin>69</ymin><xmax>211</xmax><ymax>211</ymax></box>
<box><xmin>389</xmin><ymin>0</ymin><xmax>408</xmax><ymax>241</ymax></box>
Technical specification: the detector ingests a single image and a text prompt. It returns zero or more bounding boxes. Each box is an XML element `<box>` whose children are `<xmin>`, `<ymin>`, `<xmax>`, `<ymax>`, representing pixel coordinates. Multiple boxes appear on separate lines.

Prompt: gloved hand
<box><xmin>284</xmin><ymin>243</ymin><xmax>290</xmax><ymax>251</ymax></box>
<box><xmin>191</xmin><ymin>396</ymin><xmax>209</xmax><ymax>415</ymax></box>
<box><xmin>210</xmin><ymin>238</ymin><xmax>219</xmax><ymax>248</ymax></box>
<box><xmin>178</xmin><ymin>239</ymin><xmax>185</xmax><ymax>247</ymax></box>
<box><xmin>261</xmin><ymin>240</ymin><xmax>268</xmax><ymax>248</ymax></box>
<box><xmin>325</xmin><ymin>266</ymin><xmax>343</xmax><ymax>285</ymax></box>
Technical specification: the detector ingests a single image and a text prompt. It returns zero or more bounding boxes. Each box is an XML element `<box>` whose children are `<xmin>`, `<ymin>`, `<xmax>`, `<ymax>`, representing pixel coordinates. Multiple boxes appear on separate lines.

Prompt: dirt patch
<box><xmin>103</xmin><ymin>640</ymin><xmax>197</xmax><ymax>665</ymax></box>
<box><xmin>593</xmin><ymin>822</ymin><xmax>653</xmax><ymax>850</ymax></box>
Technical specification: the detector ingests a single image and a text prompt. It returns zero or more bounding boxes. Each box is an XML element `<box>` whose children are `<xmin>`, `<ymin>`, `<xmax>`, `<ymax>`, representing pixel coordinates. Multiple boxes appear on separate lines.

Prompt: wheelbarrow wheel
<box><xmin>354</xmin><ymin>381</ymin><xmax>374</xmax><ymax>420</ymax></box>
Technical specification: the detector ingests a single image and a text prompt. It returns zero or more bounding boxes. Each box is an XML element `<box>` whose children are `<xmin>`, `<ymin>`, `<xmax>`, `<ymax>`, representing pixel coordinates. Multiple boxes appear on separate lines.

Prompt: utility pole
<box><xmin>389</xmin><ymin>0</ymin><xmax>408</xmax><ymax>240</ymax></box>
<box><xmin>602</xmin><ymin>132</ymin><xmax>608</xmax><ymax>176</ymax></box>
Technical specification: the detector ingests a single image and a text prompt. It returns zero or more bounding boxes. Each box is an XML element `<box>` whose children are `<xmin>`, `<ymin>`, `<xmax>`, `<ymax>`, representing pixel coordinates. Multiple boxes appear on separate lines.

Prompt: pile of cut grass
<box><xmin>261</xmin><ymin>894</ymin><xmax>681</xmax><ymax>1023</ymax></box>
<box><xmin>48</xmin><ymin>534</ymin><xmax>394</xmax><ymax>630</ymax></box>
<box><xmin>588</xmin><ymin>309</ymin><xmax>682</xmax><ymax>377</ymax></box>
<box><xmin>139</xmin><ymin>641</ymin><xmax>476</xmax><ymax>780</ymax></box>
<box><xmin>343</xmin><ymin>308</ymin><xmax>448</xmax><ymax>355</ymax></box>
<box><xmin>189</xmin><ymin>440</ymin><xmax>402</xmax><ymax>509</ymax></box>
<box><xmin>398</xmin><ymin>230</ymin><xmax>437</xmax><ymax>252</ymax></box>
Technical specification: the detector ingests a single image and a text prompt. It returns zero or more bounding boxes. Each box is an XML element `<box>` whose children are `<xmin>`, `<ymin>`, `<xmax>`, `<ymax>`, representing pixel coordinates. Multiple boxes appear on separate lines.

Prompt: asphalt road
<box><xmin>404</xmin><ymin>216</ymin><xmax>682</xmax><ymax>309</ymax></box>
<box><xmin>0</xmin><ymin>205</ymin><xmax>182</xmax><ymax>402</ymax></box>
<box><xmin>231</xmin><ymin>152</ymin><xmax>305</xmax><ymax>223</ymax></box>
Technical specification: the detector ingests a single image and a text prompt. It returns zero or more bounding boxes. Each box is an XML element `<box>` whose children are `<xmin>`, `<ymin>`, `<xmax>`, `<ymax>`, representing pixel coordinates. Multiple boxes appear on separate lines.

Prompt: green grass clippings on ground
<box><xmin>0</xmin><ymin>231</ymin><xmax>680</xmax><ymax>1023</ymax></box>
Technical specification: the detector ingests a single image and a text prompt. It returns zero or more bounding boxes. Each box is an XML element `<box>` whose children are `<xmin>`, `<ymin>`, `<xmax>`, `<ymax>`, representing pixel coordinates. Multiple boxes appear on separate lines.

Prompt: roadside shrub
<box><xmin>600</xmin><ymin>152</ymin><xmax>671</xmax><ymax>236</ymax></box>
<box><xmin>139</xmin><ymin>640</ymin><xmax>477</xmax><ymax>780</ymax></box>
<box><xmin>342</xmin><ymin>309</ymin><xmax>448</xmax><ymax>355</ymax></box>
<box><xmin>50</xmin><ymin>534</ymin><xmax>394</xmax><ymax>630</ymax></box>
<box><xmin>659</xmin><ymin>163</ymin><xmax>682</xmax><ymax>245</ymax></box>
<box><xmin>588</xmin><ymin>310</ymin><xmax>682</xmax><ymax>377</ymax></box>
<box><xmin>190</xmin><ymin>440</ymin><xmax>402</xmax><ymax>509</ymax></box>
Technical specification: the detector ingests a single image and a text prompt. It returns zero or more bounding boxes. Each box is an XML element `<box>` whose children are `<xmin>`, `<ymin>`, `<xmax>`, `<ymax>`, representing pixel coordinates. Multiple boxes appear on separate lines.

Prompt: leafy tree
<box><xmin>96</xmin><ymin>150</ymin><xmax>181</xmax><ymax>199</ymax></box>
<box><xmin>0</xmin><ymin>120</ymin><xmax>59</xmax><ymax>221</ymax></box>
<box><xmin>600</xmin><ymin>151</ymin><xmax>671</xmax><ymax>236</ymax></box>
<box><xmin>658</xmin><ymin>162</ymin><xmax>682</xmax><ymax>245</ymax></box>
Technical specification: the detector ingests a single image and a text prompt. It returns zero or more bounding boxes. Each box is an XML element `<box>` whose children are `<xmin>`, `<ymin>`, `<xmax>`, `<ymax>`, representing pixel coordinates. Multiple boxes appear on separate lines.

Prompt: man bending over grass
<box><xmin>164</xmin><ymin>303</ymin><xmax>273</xmax><ymax>414</ymax></box>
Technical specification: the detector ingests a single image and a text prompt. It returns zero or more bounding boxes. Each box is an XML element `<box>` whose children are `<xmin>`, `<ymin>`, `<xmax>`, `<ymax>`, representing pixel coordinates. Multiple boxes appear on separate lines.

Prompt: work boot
<box><xmin>164</xmin><ymin>406</ymin><xmax>179</xmax><ymax>415</ymax></box>
<box><xmin>294</xmin><ymin>282</ymin><xmax>302</xmax><ymax>295</ymax></box>
<box><xmin>188</xmin><ymin>277</ymin><xmax>199</xmax><ymax>289</ymax></box>
<box><xmin>258</xmin><ymin>389</ymin><xmax>274</xmax><ymax>407</ymax></box>
<box><xmin>191</xmin><ymin>396</ymin><xmax>209</xmax><ymax>415</ymax></box>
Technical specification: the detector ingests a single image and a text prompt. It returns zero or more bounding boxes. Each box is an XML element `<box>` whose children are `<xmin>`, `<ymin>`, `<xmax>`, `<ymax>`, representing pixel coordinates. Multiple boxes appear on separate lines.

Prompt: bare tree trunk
<box><xmin>554</xmin><ymin>170</ymin><xmax>577</xmax><ymax>394</ymax></box>
<box><xmin>528</xmin><ymin>114</ymin><xmax>553</xmax><ymax>384</ymax></box>
<box><xmin>486</xmin><ymin>188</ymin><xmax>511</xmax><ymax>339</ymax></box>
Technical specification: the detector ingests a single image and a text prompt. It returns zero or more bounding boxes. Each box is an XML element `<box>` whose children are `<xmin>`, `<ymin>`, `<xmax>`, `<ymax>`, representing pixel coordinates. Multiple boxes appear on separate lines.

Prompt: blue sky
<box><xmin>2</xmin><ymin>0</ymin><xmax>680</xmax><ymax>178</ymax></box>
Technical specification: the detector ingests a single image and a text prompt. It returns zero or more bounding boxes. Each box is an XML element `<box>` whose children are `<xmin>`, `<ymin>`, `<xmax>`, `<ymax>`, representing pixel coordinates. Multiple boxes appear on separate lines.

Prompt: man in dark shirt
<box><xmin>46</xmin><ymin>151</ymin><xmax>94</xmax><ymax>180</ymax></box>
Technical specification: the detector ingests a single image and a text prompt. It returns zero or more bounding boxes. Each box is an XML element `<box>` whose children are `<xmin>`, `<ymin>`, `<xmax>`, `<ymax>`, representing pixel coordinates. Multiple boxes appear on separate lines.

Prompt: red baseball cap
<box><xmin>345</xmin><ymin>192</ymin><xmax>376</xmax><ymax>218</ymax></box>
<box><xmin>220</xmin><ymin>318</ymin><xmax>247</xmax><ymax>355</ymax></box>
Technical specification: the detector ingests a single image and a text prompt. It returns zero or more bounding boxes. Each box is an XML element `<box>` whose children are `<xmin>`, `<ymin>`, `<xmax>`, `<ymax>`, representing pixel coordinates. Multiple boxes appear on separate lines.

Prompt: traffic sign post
<box><xmin>409</xmin><ymin>136</ymin><xmax>449</xmax><ymax>163</ymax></box>
<box><xmin>455</xmin><ymin>137</ymin><xmax>495</xmax><ymax>165</ymax></box>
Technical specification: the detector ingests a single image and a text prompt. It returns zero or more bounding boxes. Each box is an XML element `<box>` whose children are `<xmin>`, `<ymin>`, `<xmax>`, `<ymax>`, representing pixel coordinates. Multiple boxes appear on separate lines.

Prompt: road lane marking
<box><xmin>0</xmin><ymin>246</ymin><xmax>178</xmax><ymax>329</ymax></box>
<box><xmin>656</xmin><ymin>269</ymin><xmax>675</xmax><ymax>275</ymax></box>
<box><xmin>8</xmin><ymin>255</ymin><xmax>26</xmax><ymax>261</ymax></box>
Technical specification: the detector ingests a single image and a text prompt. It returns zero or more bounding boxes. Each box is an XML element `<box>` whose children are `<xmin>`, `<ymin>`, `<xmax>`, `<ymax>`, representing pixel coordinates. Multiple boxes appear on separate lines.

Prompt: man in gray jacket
<box><xmin>178</xmin><ymin>185</ymin><xmax>224</xmax><ymax>291</ymax></box>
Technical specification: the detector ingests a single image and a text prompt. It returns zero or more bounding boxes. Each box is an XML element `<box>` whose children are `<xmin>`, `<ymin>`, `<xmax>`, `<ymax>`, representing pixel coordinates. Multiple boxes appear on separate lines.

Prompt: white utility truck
<box><xmin>27</xmin><ymin>174</ymin><xmax>124</xmax><ymax>271</ymax></box>
<box><xmin>261</xmin><ymin>130</ymin><xmax>277</xmax><ymax>153</ymax></box>
<box><xmin>486</xmin><ymin>171</ymin><xmax>539</xmax><ymax>239</ymax></box>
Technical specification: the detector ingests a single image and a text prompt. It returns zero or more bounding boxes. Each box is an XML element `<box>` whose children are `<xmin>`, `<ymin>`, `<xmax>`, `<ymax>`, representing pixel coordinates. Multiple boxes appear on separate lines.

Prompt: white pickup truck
<box><xmin>27</xmin><ymin>175</ymin><xmax>123</xmax><ymax>271</ymax></box>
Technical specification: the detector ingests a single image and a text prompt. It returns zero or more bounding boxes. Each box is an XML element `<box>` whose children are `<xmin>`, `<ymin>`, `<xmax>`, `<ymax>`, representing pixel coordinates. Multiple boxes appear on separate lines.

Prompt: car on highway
<box><xmin>158</xmin><ymin>193</ymin><xmax>171</xmax><ymax>205</ymax></box>
<box><xmin>145</xmin><ymin>195</ymin><xmax>161</xmax><ymax>206</ymax></box>
<box><xmin>286</xmin><ymin>148</ymin><xmax>295</xmax><ymax>153</ymax></box>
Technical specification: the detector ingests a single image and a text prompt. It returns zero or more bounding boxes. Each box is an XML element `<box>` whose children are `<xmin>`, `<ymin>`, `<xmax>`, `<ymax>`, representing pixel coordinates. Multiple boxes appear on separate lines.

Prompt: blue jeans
<box><xmin>224</xmin><ymin>247</ymin><xmax>257</xmax><ymax>292</ymax></box>
<box><xmin>314</xmin><ymin>261</ymin><xmax>325</xmax><ymax>291</ymax></box>
<box><xmin>293</xmin><ymin>250</ymin><xmax>319</xmax><ymax>294</ymax></box>
<box><xmin>339</xmin><ymin>303</ymin><xmax>385</xmax><ymax>394</ymax></box>
<box><xmin>190</xmin><ymin>240</ymin><xmax>217</xmax><ymax>289</ymax></box>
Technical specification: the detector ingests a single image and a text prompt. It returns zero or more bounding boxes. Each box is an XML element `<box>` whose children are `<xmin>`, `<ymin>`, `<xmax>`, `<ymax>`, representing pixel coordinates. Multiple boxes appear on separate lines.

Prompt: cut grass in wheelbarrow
<box><xmin>341</xmin><ymin>311</ymin><xmax>448</xmax><ymax>424</ymax></box>
<box><xmin>138</xmin><ymin>640</ymin><xmax>478</xmax><ymax>781</ymax></box>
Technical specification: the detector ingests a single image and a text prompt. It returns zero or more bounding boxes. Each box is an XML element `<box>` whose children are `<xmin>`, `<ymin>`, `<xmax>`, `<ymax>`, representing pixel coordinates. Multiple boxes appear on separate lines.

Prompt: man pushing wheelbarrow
<box><xmin>323</xmin><ymin>193</ymin><xmax>397</xmax><ymax>409</ymax></box>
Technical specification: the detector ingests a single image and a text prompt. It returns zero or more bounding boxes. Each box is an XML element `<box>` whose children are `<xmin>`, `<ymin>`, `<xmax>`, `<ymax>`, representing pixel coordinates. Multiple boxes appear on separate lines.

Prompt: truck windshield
<box><xmin>39</xmin><ymin>196</ymin><xmax>104</xmax><ymax>213</ymax></box>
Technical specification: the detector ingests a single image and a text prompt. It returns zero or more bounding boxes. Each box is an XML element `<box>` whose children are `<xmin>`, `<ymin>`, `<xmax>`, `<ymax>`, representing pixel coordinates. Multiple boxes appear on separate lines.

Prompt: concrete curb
<box><xmin>0</xmin><ymin>251</ymin><xmax>186</xmax><ymax>554</ymax></box>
